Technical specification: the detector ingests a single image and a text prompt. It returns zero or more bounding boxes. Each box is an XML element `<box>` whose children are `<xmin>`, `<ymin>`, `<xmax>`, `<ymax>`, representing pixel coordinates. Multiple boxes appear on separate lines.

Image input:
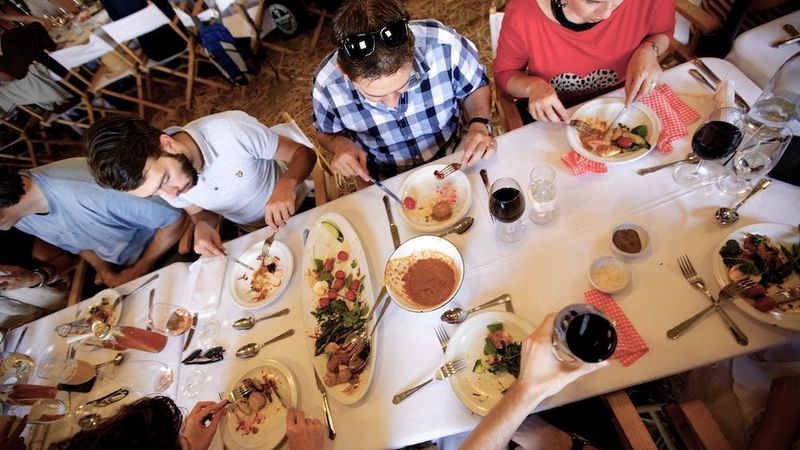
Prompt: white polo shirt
<box><xmin>163</xmin><ymin>111</ymin><xmax>284</xmax><ymax>225</ymax></box>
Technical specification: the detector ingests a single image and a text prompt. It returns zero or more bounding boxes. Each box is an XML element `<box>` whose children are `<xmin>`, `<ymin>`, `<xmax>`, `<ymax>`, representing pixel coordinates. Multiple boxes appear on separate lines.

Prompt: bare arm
<box><xmin>623</xmin><ymin>33</ymin><xmax>670</xmax><ymax>106</ymax></box>
<box><xmin>188</xmin><ymin>206</ymin><xmax>225</xmax><ymax>257</ymax></box>
<box><xmin>264</xmin><ymin>135</ymin><xmax>317</xmax><ymax>230</ymax></box>
<box><xmin>114</xmin><ymin>211</ymin><xmax>190</xmax><ymax>283</ymax></box>
<box><xmin>461</xmin><ymin>85</ymin><xmax>496</xmax><ymax>166</ymax></box>
<box><xmin>78</xmin><ymin>250</ymin><xmax>117</xmax><ymax>287</ymax></box>
<box><xmin>317</xmin><ymin>131</ymin><xmax>371</xmax><ymax>182</ymax></box>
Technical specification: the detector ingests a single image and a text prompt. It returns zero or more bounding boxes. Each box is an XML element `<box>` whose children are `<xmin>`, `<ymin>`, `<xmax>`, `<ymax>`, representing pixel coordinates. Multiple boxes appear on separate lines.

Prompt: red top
<box><xmin>494</xmin><ymin>0</ymin><xmax>675</xmax><ymax>105</ymax></box>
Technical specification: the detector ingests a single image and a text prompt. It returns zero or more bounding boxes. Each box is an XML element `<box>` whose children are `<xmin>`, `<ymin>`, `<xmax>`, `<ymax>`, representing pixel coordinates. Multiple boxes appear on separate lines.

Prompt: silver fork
<box><xmin>435</xmin><ymin>163</ymin><xmax>462</xmax><ymax>180</ymax></box>
<box><xmin>675</xmin><ymin>255</ymin><xmax>751</xmax><ymax>345</ymax></box>
<box><xmin>434</xmin><ymin>325</ymin><xmax>449</xmax><ymax>353</ymax></box>
<box><xmin>667</xmin><ymin>278</ymin><xmax>757</xmax><ymax>341</ymax></box>
<box><xmin>392</xmin><ymin>358</ymin><xmax>467</xmax><ymax>404</ymax></box>
<box><xmin>261</xmin><ymin>234</ymin><xmax>276</xmax><ymax>261</ymax></box>
<box><xmin>228</xmin><ymin>384</ymin><xmax>252</xmax><ymax>403</ymax></box>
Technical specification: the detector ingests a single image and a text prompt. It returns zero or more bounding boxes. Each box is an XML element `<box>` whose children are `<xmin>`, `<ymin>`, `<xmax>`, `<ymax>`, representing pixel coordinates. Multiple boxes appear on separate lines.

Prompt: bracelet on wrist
<box><xmin>30</xmin><ymin>266</ymin><xmax>54</xmax><ymax>288</ymax></box>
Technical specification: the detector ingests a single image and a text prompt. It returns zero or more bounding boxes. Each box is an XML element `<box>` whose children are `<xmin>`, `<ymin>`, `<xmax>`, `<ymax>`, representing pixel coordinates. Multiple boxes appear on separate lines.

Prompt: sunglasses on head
<box><xmin>340</xmin><ymin>19</ymin><xmax>410</xmax><ymax>60</ymax></box>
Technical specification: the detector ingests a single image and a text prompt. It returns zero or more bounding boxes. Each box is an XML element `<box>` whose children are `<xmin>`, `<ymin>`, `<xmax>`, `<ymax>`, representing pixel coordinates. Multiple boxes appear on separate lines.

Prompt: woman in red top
<box><xmin>495</xmin><ymin>0</ymin><xmax>675</xmax><ymax>122</ymax></box>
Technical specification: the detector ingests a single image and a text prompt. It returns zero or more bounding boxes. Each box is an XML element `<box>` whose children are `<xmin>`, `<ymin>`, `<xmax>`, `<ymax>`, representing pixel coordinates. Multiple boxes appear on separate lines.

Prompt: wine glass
<box><xmin>117</xmin><ymin>361</ymin><xmax>174</xmax><ymax>395</ymax></box>
<box><xmin>528</xmin><ymin>166</ymin><xmax>557</xmax><ymax>224</ymax></box>
<box><xmin>717</xmin><ymin>127</ymin><xmax>793</xmax><ymax>195</ymax></box>
<box><xmin>552</xmin><ymin>304</ymin><xmax>617</xmax><ymax>363</ymax></box>
<box><xmin>147</xmin><ymin>303</ymin><xmax>193</xmax><ymax>336</ymax></box>
<box><xmin>674</xmin><ymin>107</ymin><xmax>746</xmax><ymax>187</ymax></box>
<box><xmin>489</xmin><ymin>177</ymin><xmax>526</xmax><ymax>243</ymax></box>
<box><xmin>37</xmin><ymin>357</ymin><xmax>96</xmax><ymax>386</ymax></box>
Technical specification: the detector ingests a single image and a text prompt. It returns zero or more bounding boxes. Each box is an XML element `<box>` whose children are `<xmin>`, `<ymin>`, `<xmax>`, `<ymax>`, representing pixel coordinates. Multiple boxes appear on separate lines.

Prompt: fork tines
<box><xmin>443</xmin><ymin>358</ymin><xmax>467</xmax><ymax>376</ymax></box>
<box><xmin>434</xmin><ymin>325</ymin><xmax>450</xmax><ymax>353</ymax></box>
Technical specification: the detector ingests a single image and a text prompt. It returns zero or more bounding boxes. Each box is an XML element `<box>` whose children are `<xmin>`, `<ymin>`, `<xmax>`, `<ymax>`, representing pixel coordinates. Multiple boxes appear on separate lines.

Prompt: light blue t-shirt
<box><xmin>14</xmin><ymin>158</ymin><xmax>181</xmax><ymax>266</ymax></box>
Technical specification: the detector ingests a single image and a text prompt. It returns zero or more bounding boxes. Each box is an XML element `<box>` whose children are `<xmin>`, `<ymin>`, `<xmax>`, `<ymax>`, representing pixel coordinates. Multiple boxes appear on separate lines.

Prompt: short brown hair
<box><xmin>332</xmin><ymin>0</ymin><xmax>415</xmax><ymax>81</ymax></box>
<box><xmin>83</xmin><ymin>114</ymin><xmax>163</xmax><ymax>191</ymax></box>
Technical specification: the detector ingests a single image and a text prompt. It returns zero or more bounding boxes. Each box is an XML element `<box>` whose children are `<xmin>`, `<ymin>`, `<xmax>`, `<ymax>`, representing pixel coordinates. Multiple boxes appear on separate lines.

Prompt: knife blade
<box><xmin>226</xmin><ymin>255</ymin><xmax>256</xmax><ymax>272</ymax></box>
<box><xmin>371</xmin><ymin>178</ymin><xmax>403</xmax><ymax>205</ymax></box>
<box><xmin>146</xmin><ymin>289</ymin><xmax>155</xmax><ymax>330</ymax></box>
<box><xmin>182</xmin><ymin>313</ymin><xmax>198</xmax><ymax>352</ymax></box>
<box><xmin>691</xmin><ymin>60</ymin><xmax>750</xmax><ymax>111</ymax></box>
<box><xmin>313</xmin><ymin>367</ymin><xmax>336</xmax><ymax>440</ymax></box>
<box><xmin>382</xmin><ymin>196</ymin><xmax>401</xmax><ymax>249</ymax></box>
<box><xmin>479</xmin><ymin>169</ymin><xmax>496</xmax><ymax>224</ymax></box>
<box><xmin>772</xmin><ymin>34</ymin><xmax>800</xmax><ymax>48</ymax></box>
<box><xmin>604</xmin><ymin>105</ymin><xmax>628</xmax><ymax>134</ymax></box>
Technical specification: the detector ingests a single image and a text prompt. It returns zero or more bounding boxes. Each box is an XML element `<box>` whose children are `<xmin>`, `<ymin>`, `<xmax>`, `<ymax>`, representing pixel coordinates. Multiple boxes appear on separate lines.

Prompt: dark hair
<box><xmin>50</xmin><ymin>396</ymin><xmax>183</xmax><ymax>450</ymax></box>
<box><xmin>0</xmin><ymin>168</ymin><xmax>24</xmax><ymax>208</ymax></box>
<box><xmin>333</xmin><ymin>0</ymin><xmax>415</xmax><ymax>81</ymax></box>
<box><xmin>83</xmin><ymin>114</ymin><xmax>164</xmax><ymax>191</ymax></box>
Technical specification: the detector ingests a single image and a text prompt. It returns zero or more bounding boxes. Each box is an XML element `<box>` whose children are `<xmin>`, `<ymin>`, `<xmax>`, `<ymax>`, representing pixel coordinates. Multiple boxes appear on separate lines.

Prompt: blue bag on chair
<box><xmin>197</xmin><ymin>22</ymin><xmax>250</xmax><ymax>86</ymax></box>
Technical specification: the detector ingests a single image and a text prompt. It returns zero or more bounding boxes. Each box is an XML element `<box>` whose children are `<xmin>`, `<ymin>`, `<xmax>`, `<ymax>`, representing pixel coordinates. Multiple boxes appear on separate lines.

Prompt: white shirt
<box><xmin>163</xmin><ymin>111</ymin><xmax>283</xmax><ymax>225</ymax></box>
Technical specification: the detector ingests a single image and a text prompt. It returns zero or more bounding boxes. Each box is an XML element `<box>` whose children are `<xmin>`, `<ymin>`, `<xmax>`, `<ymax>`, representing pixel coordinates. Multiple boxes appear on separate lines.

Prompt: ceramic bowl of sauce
<box><xmin>609</xmin><ymin>223</ymin><xmax>650</xmax><ymax>258</ymax></box>
<box><xmin>589</xmin><ymin>256</ymin><xmax>631</xmax><ymax>294</ymax></box>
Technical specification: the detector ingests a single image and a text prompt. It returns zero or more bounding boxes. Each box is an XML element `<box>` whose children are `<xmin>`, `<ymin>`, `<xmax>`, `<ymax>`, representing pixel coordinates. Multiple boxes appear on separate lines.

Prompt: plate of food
<box><xmin>397</xmin><ymin>163</ymin><xmax>472</xmax><ymax>233</ymax></box>
<box><xmin>77</xmin><ymin>289</ymin><xmax>122</xmax><ymax>326</ymax></box>
<box><xmin>384</xmin><ymin>235</ymin><xmax>464</xmax><ymax>313</ymax></box>
<box><xmin>222</xmin><ymin>360</ymin><xmax>297</xmax><ymax>450</ymax></box>
<box><xmin>567</xmin><ymin>97</ymin><xmax>661</xmax><ymax>164</ymax></box>
<box><xmin>445</xmin><ymin>311</ymin><xmax>533</xmax><ymax>416</ymax></box>
<box><xmin>230</xmin><ymin>240</ymin><xmax>293</xmax><ymax>310</ymax></box>
<box><xmin>301</xmin><ymin>213</ymin><xmax>376</xmax><ymax>404</ymax></box>
<box><xmin>712</xmin><ymin>223</ymin><xmax>800</xmax><ymax>330</ymax></box>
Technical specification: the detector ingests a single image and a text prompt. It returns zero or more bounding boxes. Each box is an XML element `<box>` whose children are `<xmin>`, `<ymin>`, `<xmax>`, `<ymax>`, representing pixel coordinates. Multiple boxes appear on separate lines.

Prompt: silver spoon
<box><xmin>232</xmin><ymin>308</ymin><xmax>290</xmax><ymax>331</ymax></box>
<box><xmin>94</xmin><ymin>352</ymin><xmax>124</xmax><ymax>370</ymax></box>
<box><xmin>347</xmin><ymin>291</ymin><xmax>392</xmax><ymax>372</ymax></box>
<box><xmin>440</xmin><ymin>293</ymin><xmax>512</xmax><ymax>324</ymax></box>
<box><xmin>715</xmin><ymin>178</ymin><xmax>772</xmax><ymax>225</ymax></box>
<box><xmin>438</xmin><ymin>216</ymin><xmax>475</xmax><ymax>237</ymax></box>
<box><xmin>637</xmin><ymin>153</ymin><xmax>700</xmax><ymax>175</ymax></box>
<box><xmin>235</xmin><ymin>329</ymin><xmax>295</xmax><ymax>358</ymax></box>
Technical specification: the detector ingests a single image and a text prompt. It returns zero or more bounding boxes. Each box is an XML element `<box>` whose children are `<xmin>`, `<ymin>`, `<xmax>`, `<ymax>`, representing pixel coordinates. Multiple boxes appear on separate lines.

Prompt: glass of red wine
<box><xmin>552</xmin><ymin>304</ymin><xmax>617</xmax><ymax>363</ymax></box>
<box><xmin>673</xmin><ymin>107</ymin><xmax>746</xmax><ymax>187</ymax></box>
<box><xmin>489</xmin><ymin>177</ymin><xmax>526</xmax><ymax>243</ymax></box>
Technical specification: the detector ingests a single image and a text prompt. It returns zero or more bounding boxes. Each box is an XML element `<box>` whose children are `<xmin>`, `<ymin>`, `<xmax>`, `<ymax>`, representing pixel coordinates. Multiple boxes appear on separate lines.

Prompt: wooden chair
<box><xmin>228</xmin><ymin>0</ymin><xmax>294</xmax><ymax>79</ymax></box>
<box><xmin>489</xmin><ymin>2</ymin><xmax>524</xmax><ymax>134</ymax></box>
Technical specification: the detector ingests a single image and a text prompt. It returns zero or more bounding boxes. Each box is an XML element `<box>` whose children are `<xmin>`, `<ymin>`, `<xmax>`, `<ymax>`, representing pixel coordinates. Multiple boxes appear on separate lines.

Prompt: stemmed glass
<box><xmin>717</xmin><ymin>127</ymin><xmax>793</xmax><ymax>195</ymax></box>
<box><xmin>147</xmin><ymin>303</ymin><xmax>193</xmax><ymax>336</ymax></box>
<box><xmin>489</xmin><ymin>177</ymin><xmax>526</xmax><ymax>243</ymax></box>
<box><xmin>552</xmin><ymin>304</ymin><xmax>617</xmax><ymax>363</ymax></box>
<box><xmin>181</xmin><ymin>319</ymin><xmax>220</xmax><ymax>399</ymax></box>
<box><xmin>674</xmin><ymin>107</ymin><xmax>746</xmax><ymax>187</ymax></box>
<box><xmin>528</xmin><ymin>166</ymin><xmax>557</xmax><ymax>224</ymax></box>
<box><xmin>117</xmin><ymin>361</ymin><xmax>174</xmax><ymax>395</ymax></box>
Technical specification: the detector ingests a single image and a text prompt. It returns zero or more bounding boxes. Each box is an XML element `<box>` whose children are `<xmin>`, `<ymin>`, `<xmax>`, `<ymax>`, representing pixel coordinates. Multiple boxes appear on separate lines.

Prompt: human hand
<box><xmin>0</xmin><ymin>265</ymin><xmax>39</xmax><ymax>291</ymax></box>
<box><xmin>515</xmin><ymin>313</ymin><xmax>607</xmax><ymax>400</ymax></box>
<box><xmin>624</xmin><ymin>43</ymin><xmax>662</xmax><ymax>106</ymax></box>
<box><xmin>264</xmin><ymin>179</ymin><xmax>297</xmax><ymax>230</ymax></box>
<box><xmin>94</xmin><ymin>268</ymin><xmax>123</xmax><ymax>287</ymax></box>
<box><xmin>193</xmin><ymin>221</ymin><xmax>225</xmax><ymax>257</ymax></box>
<box><xmin>182</xmin><ymin>400</ymin><xmax>227</xmax><ymax>450</ymax></box>
<box><xmin>525</xmin><ymin>78</ymin><xmax>569</xmax><ymax>123</ymax></box>
<box><xmin>286</xmin><ymin>407</ymin><xmax>324</xmax><ymax>450</ymax></box>
<box><xmin>460</xmin><ymin>123</ymin><xmax>497</xmax><ymax>167</ymax></box>
<box><xmin>331</xmin><ymin>142</ymin><xmax>370</xmax><ymax>182</ymax></box>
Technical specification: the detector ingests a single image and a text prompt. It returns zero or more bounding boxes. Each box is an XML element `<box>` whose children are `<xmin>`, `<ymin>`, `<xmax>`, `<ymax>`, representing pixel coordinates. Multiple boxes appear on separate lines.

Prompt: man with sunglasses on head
<box><xmin>312</xmin><ymin>0</ymin><xmax>496</xmax><ymax>181</ymax></box>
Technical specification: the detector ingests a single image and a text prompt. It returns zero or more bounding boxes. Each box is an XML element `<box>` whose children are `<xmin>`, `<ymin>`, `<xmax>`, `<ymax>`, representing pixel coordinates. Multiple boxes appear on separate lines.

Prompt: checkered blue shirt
<box><xmin>312</xmin><ymin>19</ymin><xmax>489</xmax><ymax>178</ymax></box>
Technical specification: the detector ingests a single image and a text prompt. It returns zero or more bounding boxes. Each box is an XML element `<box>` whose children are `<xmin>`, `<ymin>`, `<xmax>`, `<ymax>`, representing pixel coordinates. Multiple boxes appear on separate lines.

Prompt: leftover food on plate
<box><xmin>242</xmin><ymin>255</ymin><xmax>284</xmax><ymax>302</ymax></box>
<box><xmin>473</xmin><ymin>323</ymin><xmax>521</xmax><ymax>379</ymax></box>
<box><xmin>719</xmin><ymin>231</ymin><xmax>800</xmax><ymax>313</ymax></box>
<box><xmin>86</xmin><ymin>294</ymin><xmax>118</xmax><ymax>324</ymax></box>
<box><xmin>402</xmin><ymin>183</ymin><xmax>461</xmax><ymax>224</ymax></box>
<box><xmin>571</xmin><ymin>119</ymin><xmax>651</xmax><ymax>157</ymax></box>
<box><xmin>385</xmin><ymin>251</ymin><xmax>458</xmax><ymax>308</ymax></box>
<box><xmin>230</xmin><ymin>372</ymin><xmax>284</xmax><ymax>437</ymax></box>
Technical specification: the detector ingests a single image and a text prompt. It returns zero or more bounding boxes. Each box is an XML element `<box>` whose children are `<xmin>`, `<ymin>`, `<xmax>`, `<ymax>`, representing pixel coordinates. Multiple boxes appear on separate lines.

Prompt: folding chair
<box><xmin>488</xmin><ymin>2</ymin><xmax>524</xmax><ymax>133</ymax></box>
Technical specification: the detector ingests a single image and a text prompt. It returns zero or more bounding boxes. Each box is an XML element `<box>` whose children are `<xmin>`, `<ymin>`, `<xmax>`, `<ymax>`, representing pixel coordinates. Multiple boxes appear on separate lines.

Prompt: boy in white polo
<box><xmin>84</xmin><ymin>111</ymin><xmax>317</xmax><ymax>256</ymax></box>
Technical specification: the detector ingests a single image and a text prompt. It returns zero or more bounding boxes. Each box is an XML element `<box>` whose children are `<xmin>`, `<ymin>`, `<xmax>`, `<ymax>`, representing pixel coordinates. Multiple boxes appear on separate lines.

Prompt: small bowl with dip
<box><xmin>589</xmin><ymin>256</ymin><xmax>631</xmax><ymax>294</ymax></box>
<box><xmin>384</xmin><ymin>235</ymin><xmax>464</xmax><ymax>313</ymax></box>
<box><xmin>609</xmin><ymin>223</ymin><xmax>650</xmax><ymax>258</ymax></box>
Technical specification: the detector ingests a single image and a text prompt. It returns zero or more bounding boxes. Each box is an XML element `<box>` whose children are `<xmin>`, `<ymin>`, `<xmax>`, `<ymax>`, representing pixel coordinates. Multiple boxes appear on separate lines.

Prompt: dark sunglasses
<box><xmin>182</xmin><ymin>346</ymin><xmax>225</xmax><ymax>365</ymax></box>
<box><xmin>340</xmin><ymin>19</ymin><xmax>410</xmax><ymax>60</ymax></box>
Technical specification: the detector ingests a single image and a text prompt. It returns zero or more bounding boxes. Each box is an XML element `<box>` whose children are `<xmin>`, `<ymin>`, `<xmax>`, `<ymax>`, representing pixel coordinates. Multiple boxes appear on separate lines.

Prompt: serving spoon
<box><xmin>232</xmin><ymin>308</ymin><xmax>290</xmax><ymax>331</ymax></box>
<box><xmin>440</xmin><ymin>293</ymin><xmax>512</xmax><ymax>324</ymax></box>
<box><xmin>235</xmin><ymin>329</ymin><xmax>294</xmax><ymax>358</ymax></box>
<box><xmin>346</xmin><ymin>291</ymin><xmax>392</xmax><ymax>372</ymax></box>
<box><xmin>715</xmin><ymin>178</ymin><xmax>772</xmax><ymax>225</ymax></box>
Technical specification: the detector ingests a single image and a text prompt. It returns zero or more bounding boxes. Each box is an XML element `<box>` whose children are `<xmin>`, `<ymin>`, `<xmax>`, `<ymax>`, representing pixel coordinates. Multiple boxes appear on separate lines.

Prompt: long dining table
<box><xmin>10</xmin><ymin>57</ymin><xmax>800</xmax><ymax>450</ymax></box>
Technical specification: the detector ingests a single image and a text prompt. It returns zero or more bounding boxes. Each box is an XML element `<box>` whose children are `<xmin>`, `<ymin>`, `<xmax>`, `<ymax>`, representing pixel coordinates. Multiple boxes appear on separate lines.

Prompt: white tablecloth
<box><xmin>726</xmin><ymin>10</ymin><xmax>800</xmax><ymax>88</ymax></box>
<box><xmin>11</xmin><ymin>58</ymin><xmax>800</xmax><ymax>450</ymax></box>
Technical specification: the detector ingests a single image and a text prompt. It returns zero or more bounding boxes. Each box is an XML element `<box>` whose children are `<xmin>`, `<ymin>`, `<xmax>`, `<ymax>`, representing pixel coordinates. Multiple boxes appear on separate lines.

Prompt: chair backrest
<box><xmin>489</xmin><ymin>11</ymin><xmax>505</xmax><ymax>58</ymax></box>
<box><xmin>48</xmin><ymin>33</ymin><xmax>116</xmax><ymax>71</ymax></box>
<box><xmin>100</xmin><ymin>3</ymin><xmax>172</xmax><ymax>44</ymax></box>
<box><xmin>270</xmin><ymin>120</ymin><xmax>314</xmax><ymax>148</ymax></box>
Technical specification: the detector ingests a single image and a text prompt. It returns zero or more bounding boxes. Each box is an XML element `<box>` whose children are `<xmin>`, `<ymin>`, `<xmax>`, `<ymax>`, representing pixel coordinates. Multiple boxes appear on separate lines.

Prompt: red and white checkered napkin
<box><xmin>561</xmin><ymin>150</ymin><xmax>607</xmax><ymax>176</ymax></box>
<box><xmin>584</xmin><ymin>289</ymin><xmax>649</xmax><ymax>367</ymax></box>
<box><xmin>640</xmin><ymin>84</ymin><xmax>701</xmax><ymax>154</ymax></box>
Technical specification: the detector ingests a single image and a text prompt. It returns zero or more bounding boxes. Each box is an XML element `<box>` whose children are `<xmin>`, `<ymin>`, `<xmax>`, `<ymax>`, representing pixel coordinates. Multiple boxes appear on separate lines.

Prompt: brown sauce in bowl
<box><xmin>402</xmin><ymin>258</ymin><xmax>456</xmax><ymax>307</ymax></box>
<box><xmin>613</xmin><ymin>229</ymin><xmax>642</xmax><ymax>253</ymax></box>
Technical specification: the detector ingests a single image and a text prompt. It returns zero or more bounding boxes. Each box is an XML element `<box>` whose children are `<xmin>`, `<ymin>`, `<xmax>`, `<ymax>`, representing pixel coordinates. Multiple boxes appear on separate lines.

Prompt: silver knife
<box><xmin>226</xmin><ymin>254</ymin><xmax>256</xmax><ymax>272</ymax></box>
<box><xmin>182</xmin><ymin>313</ymin><xmax>198</xmax><ymax>352</ymax></box>
<box><xmin>479</xmin><ymin>169</ymin><xmax>496</xmax><ymax>224</ymax></box>
<box><xmin>371</xmin><ymin>178</ymin><xmax>403</xmax><ymax>206</ymax></box>
<box><xmin>604</xmin><ymin>106</ymin><xmax>628</xmax><ymax>134</ymax></box>
<box><xmin>691</xmin><ymin>59</ymin><xmax>750</xmax><ymax>110</ymax></box>
<box><xmin>382</xmin><ymin>196</ymin><xmax>401</xmax><ymax>249</ymax></box>
<box><xmin>146</xmin><ymin>289</ymin><xmax>155</xmax><ymax>330</ymax></box>
<box><xmin>772</xmin><ymin>34</ymin><xmax>800</xmax><ymax>48</ymax></box>
<box><xmin>116</xmin><ymin>273</ymin><xmax>159</xmax><ymax>309</ymax></box>
<box><xmin>313</xmin><ymin>367</ymin><xmax>336</xmax><ymax>440</ymax></box>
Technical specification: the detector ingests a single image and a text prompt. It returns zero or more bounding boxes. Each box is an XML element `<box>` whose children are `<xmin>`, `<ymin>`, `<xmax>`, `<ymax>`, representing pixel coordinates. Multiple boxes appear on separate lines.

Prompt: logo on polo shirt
<box><xmin>235</xmin><ymin>170</ymin><xmax>243</xmax><ymax>177</ymax></box>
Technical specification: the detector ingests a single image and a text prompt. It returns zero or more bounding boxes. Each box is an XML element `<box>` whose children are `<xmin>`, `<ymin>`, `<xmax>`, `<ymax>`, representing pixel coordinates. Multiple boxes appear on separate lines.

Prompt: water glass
<box><xmin>147</xmin><ymin>303</ymin><xmax>193</xmax><ymax>336</ymax></box>
<box><xmin>181</xmin><ymin>368</ymin><xmax>205</xmax><ymax>399</ymax></box>
<box><xmin>528</xmin><ymin>166</ymin><xmax>557</xmax><ymax>224</ymax></box>
<box><xmin>197</xmin><ymin>319</ymin><xmax>221</xmax><ymax>350</ymax></box>
<box><xmin>489</xmin><ymin>177</ymin><xmax>526</xmax><ymax>243</ymax></box>
<box><xmin>552</xmin><ymin>304</ymin><xmax>617</xmax><ymax>363</ymax></box>
<box><xmin>37</xmin><ymin>357</ymin><xmax>79</xmax><ymax>384</ymax></box>
<box><xmin>717</xmin><ymin>127</ymin><xmax>793</xmax><ymax>196</ymax></box>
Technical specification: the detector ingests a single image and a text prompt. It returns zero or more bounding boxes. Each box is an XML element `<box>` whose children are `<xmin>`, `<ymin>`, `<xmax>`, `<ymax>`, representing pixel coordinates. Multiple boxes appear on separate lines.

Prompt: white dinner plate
<box><xmin>301</xmin><ymin>213</ymin><xmax>376</xmax><ymax>405</ymax></box>
<box><xmin>445</xmin><ymin>311</ymin><xmax>534</xmax><ymax>416</ymax></box>
<box><xmin>230</xmin><ymin>241</ymin><xmax>293</xmax><ymax>310</ymax></box>
<box><xmin>711</xmin><ymin>223</ymin><xmax>800</xmax><ymax>331</ymax></box>
<box><xmin>77</xmin><ymin>288</ymin><xmax>122</xmax><ymax>326</ymax></box>
<box><xmin>567</xmin><ymin>97</ymin><xmax>662</xmax><ymax>164</ymax></box>
<box><xmin>222</xmin><ymin>360</ymin><xmax>298</xmax><ymax>450</ymax></box>
<box><xmin>397</xmin><ymin>163</ymin><xmax>472</xmax><ymax>233</ymax></box>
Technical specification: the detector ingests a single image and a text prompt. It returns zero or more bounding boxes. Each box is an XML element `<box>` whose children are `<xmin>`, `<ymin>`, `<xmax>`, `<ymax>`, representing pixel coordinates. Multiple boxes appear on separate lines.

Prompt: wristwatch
<box><xmin>468</xmin><ymin>117</ymin><xmax>494</xmax><ymax>136</ymax></box>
